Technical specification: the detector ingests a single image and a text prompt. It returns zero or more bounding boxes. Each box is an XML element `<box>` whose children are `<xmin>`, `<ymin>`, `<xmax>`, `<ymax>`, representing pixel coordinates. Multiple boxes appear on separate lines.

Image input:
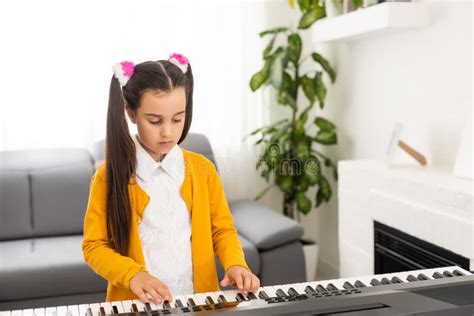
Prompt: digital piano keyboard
<box><xmin>2</xmin><ymin>266</ymin><xmax>473</xmax><ymax>315</ymax></box>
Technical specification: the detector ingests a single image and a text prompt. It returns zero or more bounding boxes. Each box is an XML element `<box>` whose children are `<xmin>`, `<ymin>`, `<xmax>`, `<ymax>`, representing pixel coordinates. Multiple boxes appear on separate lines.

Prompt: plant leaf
<box><xmin>288</xmin><ymin>33</ymin><xmax>302</xmax><ymax>64</ymax></box>
<box><xmin>297</xmin><ymin>0</ymin><xmax>311</xmax><ymax>11</ymax></box>
<box><xmin>314</xmin><ymin>130</ymin><xmax>337</xmax><ymax>145</ymax></box>
<box><xmin>249</xmin><ymin>58</ymin><xmax>273</xmax><ymax>91</ymax></box>
<box><xmin>304</xmin><ymin>156</ymin><xmax>321</xmax><ymax>185</ymax></box>
<box><xmin>298</xmin><ymin>7</ymin><xmax>325</xmax><ymax>29</ymax></box>
<box><xmin>278</xmin><ymin>175</ymin><xmax>293</xmax><ymax>193</ymax></box>
<box><xmin>312</xmin><ymin>52</ymin><xmax>336</xmax><ymax>82</ymax></box>
<box><xmin>296</xmin><ymin>192</ymin><xmax>312</xmax><ymax>214</ymax></box>
<box><xmin>263</xmin><ymin>35</ymin><xmax>276</xmax><ymax>59</ymax></box>
<box><xmin>270</xmin><ymin>50</ymin><xmax>286</xmax><ymax>89</ymax></box>
<box><xmin>313</xmin><ymin>72</ymin><xmax>327</xmax><ymax>108</ymax></box>
<box><xmin>301</xmin><ymin>75</ymin><xmax>316</xmax><ymax>103</ymax></box>
<box><xmin>259</xmin><ymin>27</ymin><xmax>288</xmax><ymax>38</ymax></box>
<box><xmin>314</xmin><ymin>117</ymin><xmax>336</xmax><ymax>131</ymax></box>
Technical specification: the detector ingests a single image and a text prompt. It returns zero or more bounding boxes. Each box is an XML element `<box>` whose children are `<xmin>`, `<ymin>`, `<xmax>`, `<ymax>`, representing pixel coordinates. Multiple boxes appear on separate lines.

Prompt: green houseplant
<box><xmin>248</xmin><ymin>0</ymin><xmax>339</xmax><ymax>220</ymax></box>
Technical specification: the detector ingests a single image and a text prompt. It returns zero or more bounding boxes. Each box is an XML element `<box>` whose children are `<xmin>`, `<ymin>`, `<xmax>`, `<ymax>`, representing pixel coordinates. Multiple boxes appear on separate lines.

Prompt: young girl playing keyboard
<box><xmin>82</xmin><ymin>54</ymin><xmax>260</xmax><ymax>305</ymax></box>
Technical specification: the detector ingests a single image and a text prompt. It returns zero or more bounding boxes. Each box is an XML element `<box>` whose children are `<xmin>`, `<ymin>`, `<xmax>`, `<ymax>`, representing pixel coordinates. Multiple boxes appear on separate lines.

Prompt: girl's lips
<box><xmin>159</xmin><ymin>141</ymin><xmax>173</xmax><ymax>145</ymax></box>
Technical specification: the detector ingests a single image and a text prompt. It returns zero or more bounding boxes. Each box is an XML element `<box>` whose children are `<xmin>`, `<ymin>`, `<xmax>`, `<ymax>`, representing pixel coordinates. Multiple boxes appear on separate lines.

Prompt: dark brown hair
<box><xmin>105</xmin><ymin>60</ymin><xmax>194</xmax><ymax>255</ymax></box>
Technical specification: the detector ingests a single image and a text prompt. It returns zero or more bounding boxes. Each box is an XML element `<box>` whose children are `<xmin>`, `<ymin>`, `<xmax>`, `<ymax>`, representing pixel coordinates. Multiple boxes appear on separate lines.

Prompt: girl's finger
<box><xmin>156</xmin><ymin>284</ymin><xmax>173</xmax><ymax>302</ymax></box>
<box><xmin>145</xmin><ymin>286</ymin><xmax>163</xmax><ymax>305</ymax></box>
<box><xmin>242</xmin><ymin>273</ymin><xmax>252</xmax><ymax>294</ymax></box>
<box><xmin>234</xmin><ymin>273</ymin><xmax>244</xmax><ymax>291</ymax></box>
<box><xmin>251</xmin><ymin>275</ymin><xmax>260</xmax><ymax>293</ymax></box>
<box><xmin>136</xmin><ymin>288</ymin><xmax>150</xmax><ymax>304</ymax></box>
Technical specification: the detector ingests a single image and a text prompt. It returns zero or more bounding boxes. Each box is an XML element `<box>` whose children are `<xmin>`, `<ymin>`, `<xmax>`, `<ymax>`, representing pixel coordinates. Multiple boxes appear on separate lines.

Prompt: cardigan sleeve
<box><xmin>82</xmin><ymin>170</ymin><xmax>147</xmax><ymax>289</ymax></box>
<box><xmin>208</xmin><ymin>163</ymin><xmax>250</xmax><ymax>272</ymax></box>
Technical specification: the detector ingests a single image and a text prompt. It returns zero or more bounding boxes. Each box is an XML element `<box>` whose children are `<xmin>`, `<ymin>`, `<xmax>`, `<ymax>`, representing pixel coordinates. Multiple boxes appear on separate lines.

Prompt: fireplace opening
<box><xmin>374</xmin><ymin>221</ymin><xmax>470</xmax><ymax>274</ymax></box>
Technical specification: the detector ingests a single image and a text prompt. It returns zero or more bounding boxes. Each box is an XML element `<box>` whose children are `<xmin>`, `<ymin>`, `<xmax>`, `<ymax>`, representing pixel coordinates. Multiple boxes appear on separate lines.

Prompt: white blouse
<box><xmin>133</xmin><ymin>134</ymin><xmax>194</xmax><ymax>295</ymax></box>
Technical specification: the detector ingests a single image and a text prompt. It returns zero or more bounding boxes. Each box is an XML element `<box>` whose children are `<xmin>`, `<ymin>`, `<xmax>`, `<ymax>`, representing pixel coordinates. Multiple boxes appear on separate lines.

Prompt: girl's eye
<box><xmin>150</xmin><ymin>121</ymin><xmax>160</xmax><ymax>125</ymax></box>
<box><xmin>173</xmin><ymin>119</ymin><xmax>182</xmax><ymax>123</ymax></box>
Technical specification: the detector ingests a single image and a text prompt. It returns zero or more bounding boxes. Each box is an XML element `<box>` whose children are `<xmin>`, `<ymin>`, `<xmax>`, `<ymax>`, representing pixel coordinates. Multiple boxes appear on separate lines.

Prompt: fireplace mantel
<box><xmin>338</xmin><ymin>160</ymin><xmax>473</xmax><ymax>277</ymax></box>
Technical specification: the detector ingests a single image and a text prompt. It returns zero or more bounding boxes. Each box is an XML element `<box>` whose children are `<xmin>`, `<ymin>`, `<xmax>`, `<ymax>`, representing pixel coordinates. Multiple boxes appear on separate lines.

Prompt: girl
<box><xmin>82</xmin><ymin>53</ymin><xmax>260</xmax><ymax>305</ymax></box>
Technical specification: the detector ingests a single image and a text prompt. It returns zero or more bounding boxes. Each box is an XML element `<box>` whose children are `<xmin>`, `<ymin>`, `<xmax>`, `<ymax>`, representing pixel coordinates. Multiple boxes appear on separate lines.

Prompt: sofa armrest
<box><xmin>228</xmin><ymin>199</ymin><xmax>304</xmax><ymax>250</ymax></box>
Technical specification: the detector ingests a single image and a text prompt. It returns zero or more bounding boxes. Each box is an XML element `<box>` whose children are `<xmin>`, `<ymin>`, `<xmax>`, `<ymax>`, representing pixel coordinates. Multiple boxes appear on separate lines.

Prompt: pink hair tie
<box><xmin>112</xmin><ymin>61</ymin><xmax>135</xmax><ymax>87</ymax></box>
<box><xmin>167</xmin><ymin>53</ymin><xmax>189</xmax><ymax>74</ymax></box>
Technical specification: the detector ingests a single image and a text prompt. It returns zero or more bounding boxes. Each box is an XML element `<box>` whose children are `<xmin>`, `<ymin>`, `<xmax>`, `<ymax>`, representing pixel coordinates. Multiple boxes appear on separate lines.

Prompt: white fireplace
<box><xmin>338</xmin><ymin>160</ymin><xmax>473</xmax><ymax>277</ymax></box>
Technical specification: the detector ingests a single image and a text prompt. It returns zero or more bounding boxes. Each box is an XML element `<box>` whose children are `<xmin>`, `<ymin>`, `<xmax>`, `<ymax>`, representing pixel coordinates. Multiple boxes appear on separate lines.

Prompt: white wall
<box><xmin>306</xmin><ymin>0</ymin><xmax>473</xmax><ymax>277</ymax></box>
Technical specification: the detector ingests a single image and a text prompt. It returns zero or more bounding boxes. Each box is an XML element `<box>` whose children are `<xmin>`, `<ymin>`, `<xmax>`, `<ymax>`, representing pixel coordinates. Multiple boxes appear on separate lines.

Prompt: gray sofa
<box><xmin>0</xmin><ymin>133</ymin><xmax>305</xmax><ymax>311</ymax></box>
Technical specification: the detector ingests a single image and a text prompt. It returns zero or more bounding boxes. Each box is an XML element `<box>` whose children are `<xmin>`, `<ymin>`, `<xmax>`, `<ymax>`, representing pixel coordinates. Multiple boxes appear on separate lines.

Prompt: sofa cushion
<box><xmin>31</xmin><ymin>163</ymin><xmax>93</xmax><ymax>236</ymax></box>
<box><xmin>0</xmin><ymin>171</ymin><xmax>32</xmax><ymax>240</ymax></box>
<box><xmin>229</xmin><ymin>199</ymin><xmax>304</xmax><ymax>250</ymax></box>
<box><xmin>0</xmin><ymin>235</ymin><xmax>107</xmax><ymax>302</ymax></box>
<box><xmin>0</xmin><ymin>148</ymin><xmax>94</xmax><ymax>238</ymax></box>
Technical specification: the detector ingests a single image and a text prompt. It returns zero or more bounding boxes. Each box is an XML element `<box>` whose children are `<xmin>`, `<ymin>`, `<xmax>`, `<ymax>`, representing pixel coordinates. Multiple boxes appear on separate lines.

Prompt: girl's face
<box><xmin>126</xmin><ymin>87</ymin><xmax>186</xmax><ymax>162</ymax></box>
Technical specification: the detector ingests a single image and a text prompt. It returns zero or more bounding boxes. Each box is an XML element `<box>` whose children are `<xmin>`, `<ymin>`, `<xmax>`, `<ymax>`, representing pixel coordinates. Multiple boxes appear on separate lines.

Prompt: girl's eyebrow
<box><xmin>145</xmin><ymin>111</ymin><xmax>185</xmax><ymax>117</ymax></box>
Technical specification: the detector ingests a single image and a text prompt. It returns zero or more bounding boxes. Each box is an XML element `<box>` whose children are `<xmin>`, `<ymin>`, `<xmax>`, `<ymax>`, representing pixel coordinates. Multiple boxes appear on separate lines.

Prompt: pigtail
<box><xmin>105</xmin><ymin>76</ymin><xmax>135</xmax><ymax>256</ymax></box>
<box><xmin>178</xmin><ymin>63</ymin><xmax>194</xmax><ymax>144</ymax></box>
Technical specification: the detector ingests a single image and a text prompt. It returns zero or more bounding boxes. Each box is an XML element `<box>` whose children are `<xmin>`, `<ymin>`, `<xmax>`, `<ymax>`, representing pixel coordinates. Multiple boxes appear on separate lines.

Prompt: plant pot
<box><xmin>301</xmin><ymin>239</ymin><xmax>319</xmax><ymax>282</ymax></box>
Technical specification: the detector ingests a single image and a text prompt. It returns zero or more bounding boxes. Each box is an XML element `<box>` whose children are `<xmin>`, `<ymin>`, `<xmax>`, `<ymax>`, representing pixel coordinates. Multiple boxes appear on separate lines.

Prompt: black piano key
<box><xmin>391</xmin><ymin>276</ymin><xmax>404</xmax><ymax>284</ymax></box>
<box><xmin>316</xmin><ymin>284</ymin><xmax>329</xmax><ymax>294</ymax></box>
<box><xmin>275</xmin><ymin>289</ymin><xmax>288</xmax><ymax>298</ymax></box>
<box><xmin>342</xmin><ymin>282</ymin><xmax>355</xmax><ymax>290</ymax></box>
<box><xmin>86</xmin><ymin>308</ymin><xmax>93</xmax><ymax>316</ymax></box>
<box><xmin>144</xmin><ymin>303</ymin><xmax>152</xmax><ymax>311</ymax></box>
<box><xmin>380</xmin><ymin>277</ymin><xmax>391</xmax><ymax>285</ymax></box>
<box><xmin>406</xmin><ymin>274</ymin><xmax>418</xmax><ymax>282</ymax></box>
<box><xmin>287</xmin><ymin>288</ymin><xmax>299</xmax><ymax>296</ymax></box>
<box><xmin>432</xmin><ymin>272</ymin><xmax>444</xmax><ymax>279</ymax></box>
<box><xmin>187</xmin><ymin>298</ymin><xmax>197</xmax><ymax>307</ymax></box>
<box><xmin>326</xmin><ymin>283</ymin><xmax>339</xmax><ymax>292</ymax></box>
<box><xmin>247</xmin><ymin>292</ymin><xmax>258</xmax><ymax>300</ymax></box>
<box><xmin>453</xmin><ymin>269</ymin><xmax>465</xmax><ymax>276</ymax></box>
<box><xmin>175</xmin><ymin>299</ymin><xmax>184</xmax><ymax>308</ymax></box>
<box><xmin>354</xmin><ymin>280</ymin><xmax>367</xmax><ymax>288</ymax></box>
<box><xmin>370</xmin><ymin>278</ymin><xmax>382</xmax><ymax>286</ymax></box>
<box><xmin>417</xmin><ymin>273</ymin><xmax>430</xmax><ymax>281</ymax></box>
<box><xmin>99</xmin><ymin>307</ymin><xmax>106</xmax><ymax>316</ymax></box>
<box><xmin>205</xmin><ymin>296</ymin><xmax>215</xmax><ymax>305</ymax></box>
<box><xmin>217</xmin><ymin>295</ymin><xmax>227</xmax><ymax>303</ymax></box>
<box><xmin>443</xmin><ymin>271</ymin><xmax>454</xmax><ymax>278</ymax></box>
<box><xmin>112</xmin><ymin>306</ymin><xmax>119</xmax><ymax>314</ymax></box>
<box><xmin>163</xmin><ymin>301</ymin><xmax>172</xmax><ymax>309</ymax></box>
<box><xmin>131</xmin><ymin>304</ymin><xmax>139</xmax><ymax>313</ymax></box>
<box><xmin>305</xmin><ymin>285</ymin><xmax>317</xmax><ymax>294</ymax></box>
<box><xmin>236</xmin><ymin>293</ymin><xmax>247</xmax><ymax>302</ymax></box>
<box><xmin>258</xmin><ymin>291</ymin><xmax>270</xmax><ymax>300</ymax></box>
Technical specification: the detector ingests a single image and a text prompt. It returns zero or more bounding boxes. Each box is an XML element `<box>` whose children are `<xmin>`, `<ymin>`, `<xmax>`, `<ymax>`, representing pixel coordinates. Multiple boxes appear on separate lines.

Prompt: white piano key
<box><xmin>11</xmin><ymin>311</ymin><xmax>22</xmax><ymax>316</ymax></box>
<box><xmin>66</xmin><ymin>306</ymin><xmax>78</xmax><ymax>316</ymax></box>
<box><xmin>109</xmin><ymin>302</ymin><xmax>124</xmax><ymax>314</ymax></box>
<box><xmin>192</xmin><ymin>293</ymin><xmax>208</xmax><ymax>305</ymax></box>
<box><xmin>220</xmin><ymin>289</ymin><xmax>242</xmax><ymax>302</ymax></box>
<box><xmin>33</xmin><ymin>308</ymin><xmax>45</xmax><ymax>316</ymax></box>
<box><xmin>99</xmin><ymin>303</ymin><xmax>113</xmax><ymax>315</ymax></box>
<box><xmin>88</xmin><ymin>303</ymin><xmax>100</xmax><ymax>316</ymax></box>
<box><xmin>56</xmin><ymin>306</ymin><xmax>67</xmax><ymax>316</ymax></box>
<box><xmin>173</xmin><ymin>295</ymin><xmax>188</xmax><ymax>307</ymax></box>
<box><xmin>21</xmin><ymin>310</ymin><xmax>33</xmax><ymax>316</ymax></box>
<box><xmin>131</xmin><ymin>300</ymin><xmax>146</xmax><ymax>312</ymax></box>
<box><xmin>78</xmin><ymin>305</ymin><xmax>89</xmax><ymax>316</ymax></box>
<box><xmin>45</xmin><ymin>307</ymin><xmax>56</xmax><ymax>316</ymax></box>
<box><xmin>261</xmin><ymin>286</ymin><xmax>279</xmax><ymax>298</ymax></box>
<box><xmin>120</xmin><ymin>301</ymin><xmax>134</xmax><ymax>313</ymax></box>
<box><xmin>0</xmin><ymin>311</ymin><xmax>11</xmax><ymax>316</ymax></box>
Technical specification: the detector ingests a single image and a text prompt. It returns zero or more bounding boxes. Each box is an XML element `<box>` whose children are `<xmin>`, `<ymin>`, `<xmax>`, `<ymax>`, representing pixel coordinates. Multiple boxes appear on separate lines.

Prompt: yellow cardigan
<box><xmin>82</xmin><ymin>148</ymin><xmax>249</xmax><ymax>302</ymax></box>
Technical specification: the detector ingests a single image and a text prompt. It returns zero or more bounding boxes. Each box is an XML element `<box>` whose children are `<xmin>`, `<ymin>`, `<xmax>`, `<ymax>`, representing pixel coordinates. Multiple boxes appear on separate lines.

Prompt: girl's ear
<box><xmin>125</xmin><ymin>106</ymin><xmax>137</xmax><ymax>124</ymax></box>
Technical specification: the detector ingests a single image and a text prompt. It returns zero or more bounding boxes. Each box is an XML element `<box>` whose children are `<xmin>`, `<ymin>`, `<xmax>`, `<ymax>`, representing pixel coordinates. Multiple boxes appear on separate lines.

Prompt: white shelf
<box><xmin>311</xmin><ymin>2</ymin><xmax>430</xmax><ymax>43</ymax></box>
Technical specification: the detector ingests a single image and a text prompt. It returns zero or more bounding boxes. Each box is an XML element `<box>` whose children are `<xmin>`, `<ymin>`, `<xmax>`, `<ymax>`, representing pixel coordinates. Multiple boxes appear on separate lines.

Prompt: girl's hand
<box><xmin>219</xmin><ymin>265</ymin><xmax>260</xmax><ymax>295</ymax></box>
<box><xmin>129</xmin><ymin>271</ymin><xmax>173</xmax><ymax>304</ymax></box>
